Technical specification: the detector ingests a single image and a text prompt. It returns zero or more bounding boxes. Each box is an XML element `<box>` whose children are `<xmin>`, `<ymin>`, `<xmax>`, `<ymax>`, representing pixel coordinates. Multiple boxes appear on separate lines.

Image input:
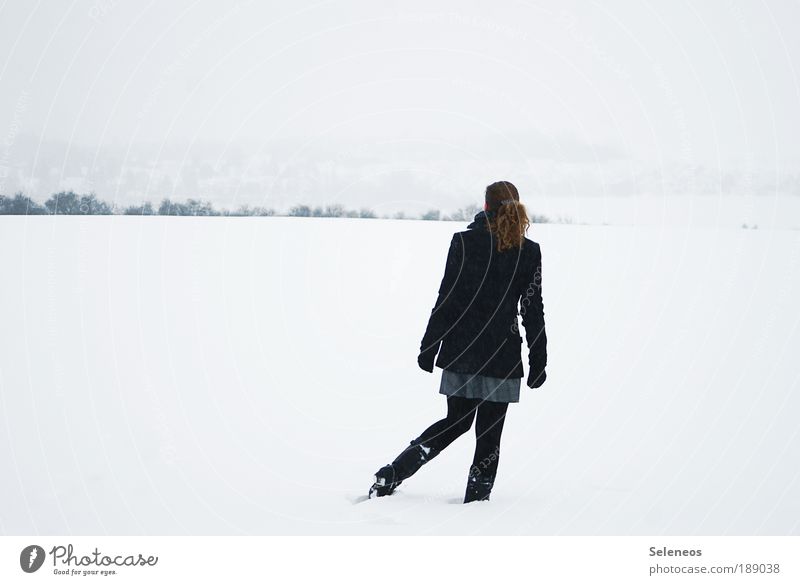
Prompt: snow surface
<box><xmin>1</xmin><ymin>216</ymin><xmax>799</xmax><ymax>535</ymax></box>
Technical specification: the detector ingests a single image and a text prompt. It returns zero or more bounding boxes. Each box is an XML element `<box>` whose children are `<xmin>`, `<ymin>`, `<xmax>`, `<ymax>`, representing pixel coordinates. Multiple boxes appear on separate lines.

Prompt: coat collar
<box><xmin>467</xmin><ymin>209</ymin><xmax>495</xmax><ymax>231</ymax></box>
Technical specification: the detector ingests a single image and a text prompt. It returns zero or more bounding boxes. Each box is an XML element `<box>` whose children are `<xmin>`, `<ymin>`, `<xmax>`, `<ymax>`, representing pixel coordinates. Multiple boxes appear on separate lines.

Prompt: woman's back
<box><xmin>424</xmin><ymin>212</ymin><xmax>541</xmax><ymax>378</ymax></box>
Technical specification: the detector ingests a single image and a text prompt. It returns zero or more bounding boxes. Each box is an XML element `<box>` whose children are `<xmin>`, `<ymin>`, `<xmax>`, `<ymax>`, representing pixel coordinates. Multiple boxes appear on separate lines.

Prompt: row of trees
<box><xmin>0</xmin><ymin>191</ymin><xmax>554</xmax><ymax>223</ymax></box>
<box><xmin>0</xmin><ymin>192</ymin><xmax>274</xmax><ymax>217</ymax></box>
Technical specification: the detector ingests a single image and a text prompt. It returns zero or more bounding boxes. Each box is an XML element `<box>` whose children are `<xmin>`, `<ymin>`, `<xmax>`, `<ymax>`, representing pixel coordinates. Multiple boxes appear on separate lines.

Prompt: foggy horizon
<box><xmin>2</xmin><ymin>1</ymin><xmax>800</xmax><ymax>221</ymax></box>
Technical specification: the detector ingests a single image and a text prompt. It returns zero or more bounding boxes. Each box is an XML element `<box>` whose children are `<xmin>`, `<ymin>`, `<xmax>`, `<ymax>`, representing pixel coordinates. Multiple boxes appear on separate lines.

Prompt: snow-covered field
<box><xmin>1</xmin><ymin>216</ymin><xmax>799</xmax><ymax>535</ymax></box>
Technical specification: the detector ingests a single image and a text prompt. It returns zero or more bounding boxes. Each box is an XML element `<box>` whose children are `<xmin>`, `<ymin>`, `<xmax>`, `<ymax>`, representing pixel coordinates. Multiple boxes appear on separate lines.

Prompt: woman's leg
<box><xmin>412</xmin><ymin>396</ymin><xmax>479</xmax><ymax>451</ymax></box>
<box><xmin>370</xmin><ymin>396</ymin><xmax>479</xmax><ymax>497</ymax></box>
<box><xmin>464</xmin><ymin>399</ymin><xmax>509</xmax><ymax>502</ymax></box>
<box><xmin>394</xmin><ymin>396</ymin><xmax>478</xmax><ymax>477</ymax></box>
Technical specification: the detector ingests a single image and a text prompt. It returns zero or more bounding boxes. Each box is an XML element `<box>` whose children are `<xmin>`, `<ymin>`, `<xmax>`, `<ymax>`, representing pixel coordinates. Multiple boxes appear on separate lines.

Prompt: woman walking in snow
<box><xmin>369</xmin><ymin>180</ymin><xmax>548</xmax><ymax>503</ymax></box>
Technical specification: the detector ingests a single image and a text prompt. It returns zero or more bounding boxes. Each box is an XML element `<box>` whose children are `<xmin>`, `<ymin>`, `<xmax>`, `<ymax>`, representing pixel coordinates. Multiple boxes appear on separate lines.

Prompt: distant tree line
<box><xmin>0</xmin><ymin>191</ymin><xmax>556</xmax><ymax>223</ymax></box>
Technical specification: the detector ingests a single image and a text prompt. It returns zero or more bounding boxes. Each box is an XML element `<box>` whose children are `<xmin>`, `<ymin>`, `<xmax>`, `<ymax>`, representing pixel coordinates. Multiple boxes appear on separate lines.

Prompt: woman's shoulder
<box><xmin>454</xmin><ymin>226</ymin><xmax>488</xmax><ymax>242</ymax></box>
<box><xmin>522</xmin><ymin>236</ymin><xmax>541</xmax><ymax>252</ymax></box>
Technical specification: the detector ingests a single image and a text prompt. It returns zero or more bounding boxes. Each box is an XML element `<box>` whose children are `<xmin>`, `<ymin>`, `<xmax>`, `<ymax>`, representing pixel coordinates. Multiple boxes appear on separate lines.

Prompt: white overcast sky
<box><xmin>1</xmin><ymin>0</ymin><xmax>799</xmax><ymax>208</ymax></box>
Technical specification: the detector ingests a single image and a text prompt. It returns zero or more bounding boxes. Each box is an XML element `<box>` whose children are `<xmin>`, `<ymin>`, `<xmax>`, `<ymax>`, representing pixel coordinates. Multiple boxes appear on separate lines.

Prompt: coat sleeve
<box><xmin>520</xmin><ymin>243</ymin><xmax>547</xmax><ymax>376</ymax></box>
<box><xmin>419</xmin><ymin>233</ymin><xmax>464</xmax><ymax>358</ymax></box>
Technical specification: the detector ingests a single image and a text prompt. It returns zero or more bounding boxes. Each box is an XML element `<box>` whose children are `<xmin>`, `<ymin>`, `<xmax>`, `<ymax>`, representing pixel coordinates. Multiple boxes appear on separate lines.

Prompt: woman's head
<box><xmin>484</xmin><ymin>181</ymin><xmax>530</xmax><ymax>252</ymax></box>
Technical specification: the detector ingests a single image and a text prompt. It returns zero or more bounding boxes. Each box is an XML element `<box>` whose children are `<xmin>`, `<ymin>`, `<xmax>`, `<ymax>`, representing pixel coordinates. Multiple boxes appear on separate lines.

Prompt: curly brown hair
<box><xmin>485</xmin><ymin>181</ymin><xmax>530</xmax><ymax>252</ymax></box>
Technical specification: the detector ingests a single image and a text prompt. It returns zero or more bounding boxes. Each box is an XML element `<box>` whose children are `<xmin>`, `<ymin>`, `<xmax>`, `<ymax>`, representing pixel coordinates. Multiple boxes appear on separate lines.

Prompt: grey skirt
<box><xmin>439</xmin><ymin>368</ymin><xmax>521</xmax><ymax>403</ymax></box>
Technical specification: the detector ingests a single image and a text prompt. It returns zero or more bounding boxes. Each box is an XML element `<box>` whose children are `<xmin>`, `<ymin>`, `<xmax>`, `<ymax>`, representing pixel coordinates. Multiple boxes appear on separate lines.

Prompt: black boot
<box><xmin>369</xmin><ymin>464</ymin><xmax>401</xmax><ymax>498</ymax></box>
<box><xmin>368</xmin><ymin>440</ymin><xmax>440</xmax><ymax>499</ymax></box>
<box><xmin>463</xmin><ymin>467</ymin><xmax>494</xmax><ymax>503</ymax></box>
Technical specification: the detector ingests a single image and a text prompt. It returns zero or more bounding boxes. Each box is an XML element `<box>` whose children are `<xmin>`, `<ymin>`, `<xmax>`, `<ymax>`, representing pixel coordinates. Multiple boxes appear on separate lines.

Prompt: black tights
<box><xmin>397</xmin><ymin>396</ymin><xmax>509</xmax><ymax>482</ymax></box>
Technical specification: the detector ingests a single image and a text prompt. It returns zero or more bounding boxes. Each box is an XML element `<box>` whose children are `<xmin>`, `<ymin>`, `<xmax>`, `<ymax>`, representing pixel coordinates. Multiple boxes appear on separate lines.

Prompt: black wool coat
<box><xmin>419</xmin><ymin>210</ymin><xmax>547</xmax><ymax>380</ymax></box>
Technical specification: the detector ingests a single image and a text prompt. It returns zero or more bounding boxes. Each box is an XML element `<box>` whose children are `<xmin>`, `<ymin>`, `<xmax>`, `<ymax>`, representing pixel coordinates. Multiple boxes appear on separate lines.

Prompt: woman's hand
<box><xmin>527</xmin><ymin>368</ymin><xmax>547</xmax><ymax>389</ymax></box>
<box><xmin>417</xmin><ymin>350</ymin><xmax>436</xmax><ymax>373</ymax></box>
